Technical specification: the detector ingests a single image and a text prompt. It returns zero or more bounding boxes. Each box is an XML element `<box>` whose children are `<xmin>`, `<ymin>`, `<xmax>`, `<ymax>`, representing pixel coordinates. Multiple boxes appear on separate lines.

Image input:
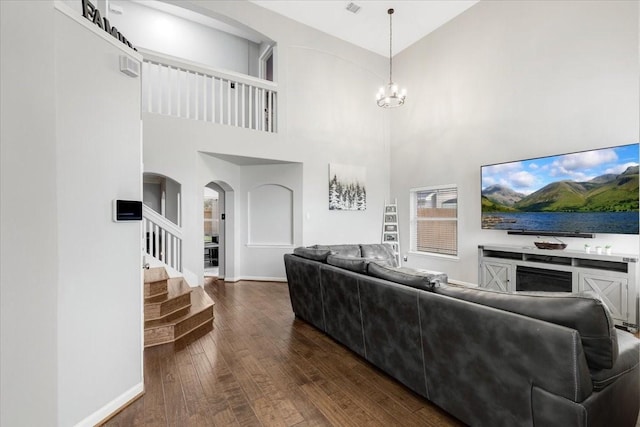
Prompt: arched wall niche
<box><xmin>248</xmin><ymin>183</ymin><xmax>293</xmax><ymax>245</ymax></box>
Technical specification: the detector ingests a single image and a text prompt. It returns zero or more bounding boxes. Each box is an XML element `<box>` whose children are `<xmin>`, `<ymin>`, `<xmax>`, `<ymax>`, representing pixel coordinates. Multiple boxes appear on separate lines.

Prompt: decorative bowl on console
<box><xmin>534</xmin><ymin>241</ymin><xmax>567</xmax><ymax>250</ymax></box>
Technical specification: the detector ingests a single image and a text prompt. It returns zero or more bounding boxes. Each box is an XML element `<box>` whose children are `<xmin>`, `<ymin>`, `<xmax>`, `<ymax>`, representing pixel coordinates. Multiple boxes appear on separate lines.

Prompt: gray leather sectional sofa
<box><xmin>284</xmin><ymin>244</ymin><xmax>640</xmax><ymax>427</ymax></box>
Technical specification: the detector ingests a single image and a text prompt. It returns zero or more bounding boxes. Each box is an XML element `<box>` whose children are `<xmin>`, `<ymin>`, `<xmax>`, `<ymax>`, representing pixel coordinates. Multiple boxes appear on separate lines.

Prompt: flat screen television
<box><xmin>481</xmin><ymin>143</ymin><xmax>639</xmax><ymax>235</ymax></box>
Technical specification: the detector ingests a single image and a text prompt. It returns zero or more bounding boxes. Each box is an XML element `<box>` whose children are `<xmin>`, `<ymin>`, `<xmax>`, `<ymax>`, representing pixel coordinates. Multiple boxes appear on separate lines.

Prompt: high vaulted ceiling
<box><xmin>249</xmin><ymin>0</ymin><xmax>479</xmax><ymax>57</ymax></box>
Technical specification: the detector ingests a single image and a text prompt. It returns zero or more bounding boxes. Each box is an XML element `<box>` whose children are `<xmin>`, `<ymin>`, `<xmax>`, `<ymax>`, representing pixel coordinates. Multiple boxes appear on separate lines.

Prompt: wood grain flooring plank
<box><xmin>299</xmin><ymin>382</ymin><xmax>360</xmax><ymax>427</ymax></box>
<box><xmin>324</xmin><ymin>388</ymin><xmax>385</xmax><ymax>427</ymax></box>
<box><xmin>251</xmin><ymin>396</ymin><xmax>289</xmax><ymax>427</ymax></box>
<box><xmin>160</xmin><ymin>351</ymin><xmax>189</xmax><ymax>426</ymax></box>
<box><xmin>143</xmin><ymin>347</ymin><xmax>168</xmax><ymax>426</ymax></box>
<box><xmin>203</xmin><ymin>349</ymin><xmax>262</xmax><ymax>427</ymax></box>
<box><xmin>174</xmin><ymin>347</ymin><xmax>216</xmax><ymax>424</ymax></box>
<box><xmin>240</xmin><ymin>354</ymin><xmax>304</xmax><ymax>426</ymax></box>
<box><xmin>260</xmin><ymin>355</ymin><xmax>332</xmax><ymax>426</ymax></box>
<box><xmin>415</xmin><ymin>406</ymin><xmax>466</xmax><ymax>427</ymax></box>
<box><xmin>190</xmin><ymin>352</ymin><xmax>237</xmax><ymax>419</ymax></box>
<box><xmin>187</xmin><ymin>338</ymin><xmax>205</xmax><ymax>356</ymax></box>
<box><xmin>304</xmin><ymin>347</ymin><xmax>431</xmax><ymax>426</ymax></box>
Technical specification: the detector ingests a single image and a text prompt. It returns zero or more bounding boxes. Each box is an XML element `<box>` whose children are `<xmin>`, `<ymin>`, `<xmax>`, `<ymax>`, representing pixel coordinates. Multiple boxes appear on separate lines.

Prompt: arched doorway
<box><xmin>204</xmin><ymin>181</ymin><xmax>227</xmax><ymax>278</ymax></box>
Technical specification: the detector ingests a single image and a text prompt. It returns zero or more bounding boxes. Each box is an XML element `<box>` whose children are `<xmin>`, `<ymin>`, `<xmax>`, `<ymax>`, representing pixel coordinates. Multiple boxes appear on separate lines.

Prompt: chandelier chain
<box><xmin>389</xmin><ymin>8</ymin><xmax>393</xmax><ymax>84</ymax></box>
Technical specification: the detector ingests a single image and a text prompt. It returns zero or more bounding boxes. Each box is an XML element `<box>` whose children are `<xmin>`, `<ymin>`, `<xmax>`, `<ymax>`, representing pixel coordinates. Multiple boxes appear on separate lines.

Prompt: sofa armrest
<box><xmin>284</xmin><ymin>253</ymin><xmax>325</xmax><ymax>331</ymax></box>
<box><xmin>591</xmin><ymin>330</ymin><xmax>639</xmax><ymax>391</ymax></box>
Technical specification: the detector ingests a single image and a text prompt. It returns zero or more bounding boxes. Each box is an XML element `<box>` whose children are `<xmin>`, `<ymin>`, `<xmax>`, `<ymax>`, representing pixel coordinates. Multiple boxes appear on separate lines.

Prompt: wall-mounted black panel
<box><xmin>113</xmin><ymin>200</ymin><xmax>142</xmax><ymax>222</ymax></box>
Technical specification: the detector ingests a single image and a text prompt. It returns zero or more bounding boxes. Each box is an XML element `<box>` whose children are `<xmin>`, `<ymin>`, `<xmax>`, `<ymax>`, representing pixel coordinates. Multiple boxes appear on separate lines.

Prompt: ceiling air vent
<box><xmin>346</xmin><ymin>2</ymin><xmax>361</xmax><ymax>14</ymax></box>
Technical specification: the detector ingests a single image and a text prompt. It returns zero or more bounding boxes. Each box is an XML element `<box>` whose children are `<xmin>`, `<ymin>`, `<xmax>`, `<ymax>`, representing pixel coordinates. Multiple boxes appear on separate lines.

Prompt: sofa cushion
<box><xmin>434</xmin><ymin>283</ymin><xmax>618</xmax><ymax>370</ymax></box>
<box><xmin>591</xmin><ymin>330</ymin><xmax>639</xmax><ymax>391</ymax></box>
<box><xmin>293</xmin><ymin>247</ymin><xmax>332</xmax><ymax>262</ymax></box>
<box><xmin>360</xmin><ymin>244</ymin><xmax>398</xmax><ymax>267</ymax></box>
<box><xmin>326</xmin><ymin>254</ymin><xmax>369</xmax><ymax>274</ymax></box>
<box><xmin>367</xmin><ymin>262</ymin><xmax>447</xmax><ymax>292</ymax></box>
<box><xmin>314</xmin><ymin>244</ymin><xmax>361</xmax><ymax>257</ymax></box>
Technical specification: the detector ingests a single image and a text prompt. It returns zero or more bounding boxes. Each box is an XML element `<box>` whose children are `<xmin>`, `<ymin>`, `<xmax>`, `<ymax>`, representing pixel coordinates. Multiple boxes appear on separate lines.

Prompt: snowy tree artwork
<box><xmin>329</xmin><ymin>163</ymin><xmax>366</xmax><ymax>211</ymax></box>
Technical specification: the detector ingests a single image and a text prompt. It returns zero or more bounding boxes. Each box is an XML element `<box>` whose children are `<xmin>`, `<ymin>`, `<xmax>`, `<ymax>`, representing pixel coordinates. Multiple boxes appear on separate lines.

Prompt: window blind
<box><xmin>411</xmin><ymin>186</ymin><xmax>458</xmax><ymax>256</ymax></box>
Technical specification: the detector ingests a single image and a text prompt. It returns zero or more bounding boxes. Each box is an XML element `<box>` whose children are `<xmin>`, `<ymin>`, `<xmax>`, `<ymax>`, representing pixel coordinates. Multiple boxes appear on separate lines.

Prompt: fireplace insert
<box><xmin>516</xmin><ymin>266</ymin><xmax>572</xmax><ymax>292</ymax></box>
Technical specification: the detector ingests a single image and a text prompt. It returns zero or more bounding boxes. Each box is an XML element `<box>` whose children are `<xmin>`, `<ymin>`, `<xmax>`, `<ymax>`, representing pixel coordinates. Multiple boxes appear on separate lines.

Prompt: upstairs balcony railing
<box><xmin>141</xmin><ymin>49</ymin><xmax>277</xmax><ymax>133</ymax></box>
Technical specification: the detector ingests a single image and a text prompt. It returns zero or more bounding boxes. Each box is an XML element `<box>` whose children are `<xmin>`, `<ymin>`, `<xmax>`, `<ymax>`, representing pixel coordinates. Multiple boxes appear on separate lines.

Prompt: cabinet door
<box><xmin>481</xmin><ymin>261</ymin><xmax>512</xmax><ymax>292</ymax></box>
<box><xmin>579</xmin><ymin>273</ymin><xmax>628</xmax><ymax>322</ymax></box>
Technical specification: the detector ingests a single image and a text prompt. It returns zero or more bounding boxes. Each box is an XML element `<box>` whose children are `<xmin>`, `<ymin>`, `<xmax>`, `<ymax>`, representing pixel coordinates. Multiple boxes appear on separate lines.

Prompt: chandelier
<box><xmin>376</xmin><ymin>8</ymin><xmax>406</xmax><ymax>108</ymax></box>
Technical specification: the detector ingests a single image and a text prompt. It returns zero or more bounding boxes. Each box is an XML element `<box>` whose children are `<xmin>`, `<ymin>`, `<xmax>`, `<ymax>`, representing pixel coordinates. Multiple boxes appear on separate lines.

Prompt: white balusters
<box><xmin>140</xmin><ymin>50</ymin><xmax>277</xmax><ymax>133</ymax></box>
<box><xmin>143</xmin><ymin>205</ymin><xmax>183</xmax><ymax>272</ymax></box>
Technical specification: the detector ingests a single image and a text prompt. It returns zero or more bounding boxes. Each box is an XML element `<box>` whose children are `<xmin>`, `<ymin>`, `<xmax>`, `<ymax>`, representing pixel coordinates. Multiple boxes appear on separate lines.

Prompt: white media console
<box><xmin>478</xmin><ymin>244</ymin><xmax>639</xmax><ymax>331</ymax></box>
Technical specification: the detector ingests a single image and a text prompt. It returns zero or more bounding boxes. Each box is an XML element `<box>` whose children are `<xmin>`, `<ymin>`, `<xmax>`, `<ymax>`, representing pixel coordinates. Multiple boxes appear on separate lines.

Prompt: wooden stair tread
<box><xmin>144</xmin><ymin>278</ymin><xmax>190</xmax><ymax>307</ymax></box>
<box><xmin>144</xmin><ymin>287</ymin><xmax>215</xmax><ymax>347</ymax></box>
<box><xmin>144</xmin><ymin>267</ymin><xmax>169</xmax><ymax>284</ymax></box>
<box><xmin>144</xmin><ymin>267</ymin><xmax>170</xmax><ymax>298</ymax></box>
<box><xmin>144</xmin><ymin>278</ymin><xmax>192</xmax><ymax>321</ymax></box>
<box><xmin>164</xmin><ymin>278</ymin><xmax>191</xmax><ymax>298</ymax></box>
<box><xmin>145</xmin><ymin>287</ymin><xmax>214</xmax><ymax>330</ymax></box>
<box><xmin>142</xmin><ymin>267</ymin><xmax>215</xmax><ymax>348</ymax></box>
<box><xmin>145</xmin><ymin>291</ymin><xmax>168</xmax><ymax>303</ymax></box>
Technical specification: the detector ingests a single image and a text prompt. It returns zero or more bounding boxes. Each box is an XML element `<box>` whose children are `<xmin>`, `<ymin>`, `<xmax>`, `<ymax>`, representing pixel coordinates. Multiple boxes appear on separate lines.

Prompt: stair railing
<box><xmin>142</xmin><ymin>205</ymin><xmax>182</xmax><ymax>272</ymax></box>
<box><xmin>140</xmin><ymin>48</ymin><xmax>278</xmax><ymax>133</ymax></box>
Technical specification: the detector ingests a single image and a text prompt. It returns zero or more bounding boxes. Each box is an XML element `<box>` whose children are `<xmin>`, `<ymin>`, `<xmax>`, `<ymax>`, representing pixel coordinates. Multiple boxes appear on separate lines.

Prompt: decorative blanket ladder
<box><xmin>382</xmin><ymin>200</ymin><xmax>401</xmax><ymax>266</ymax></box>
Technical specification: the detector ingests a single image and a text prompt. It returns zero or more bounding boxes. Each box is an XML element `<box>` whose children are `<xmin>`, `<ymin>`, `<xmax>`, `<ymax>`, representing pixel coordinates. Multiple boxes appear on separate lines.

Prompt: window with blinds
<box><xmin>410</xmin><ymin>185</ymin><xmax>458</xmax><ymax>256</ymax></box>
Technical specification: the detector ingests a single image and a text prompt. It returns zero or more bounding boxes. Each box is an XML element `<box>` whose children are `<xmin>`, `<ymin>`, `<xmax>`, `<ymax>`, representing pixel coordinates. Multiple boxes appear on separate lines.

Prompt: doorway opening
<box><xmin>204</xmin><ymin>183</ymin><xmax>225</xmax><ymax>278</ymax></box>
<box><xmin>204</xmin><ymin>187</ymin><xmax>219</xmax><ymax>277</ymax></box>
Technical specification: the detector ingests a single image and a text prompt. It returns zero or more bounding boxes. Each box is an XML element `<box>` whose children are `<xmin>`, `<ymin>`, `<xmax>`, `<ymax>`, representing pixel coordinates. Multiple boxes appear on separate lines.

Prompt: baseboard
<box><xmin>75</xmin><ymin>382</ymin><xmax>144</xmax><ymax>427</ymax></box>
<box><xmin>222</xmin><ymin>276</ymin><xmax>286</xmax><ymax>283</ymax></box>
<box><xmin>237</xmin><ymin>276</ymin><xmax>287</xmax><ymax>282</ymax></box>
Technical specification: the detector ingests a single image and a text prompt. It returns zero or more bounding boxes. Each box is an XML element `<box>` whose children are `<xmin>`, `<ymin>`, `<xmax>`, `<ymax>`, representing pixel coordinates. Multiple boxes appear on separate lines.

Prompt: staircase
<box><xmin>144</xmin><ymin>267</ymin><xmax>214</xmax><ymax>347</ymax></box>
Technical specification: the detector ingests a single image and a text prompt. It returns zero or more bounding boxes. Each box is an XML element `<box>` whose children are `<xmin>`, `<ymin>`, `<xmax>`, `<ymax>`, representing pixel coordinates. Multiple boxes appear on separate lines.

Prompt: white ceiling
<box><xmin>249</xmin><ymin>0</ymin><xmax>479</xmax><ymax>57</ymax></box>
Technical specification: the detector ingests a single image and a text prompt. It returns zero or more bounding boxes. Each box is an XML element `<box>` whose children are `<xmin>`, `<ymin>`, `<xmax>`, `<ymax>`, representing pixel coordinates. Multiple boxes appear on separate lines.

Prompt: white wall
<box><xmin>1</xmin><ymin>2</ymin><xmax>59</xmax><ymax>425</ymax></box>
<box><xmin>143</xmin><ymin>182</ymin><xmax>162</xmax><ymax>211</ymax></box>
<box><xmin>2</xmin><ymin>2</ymin><xmax>143</xmax><ymax>425</ymax></box>
<box><xmin>391</xmin><ymin>0</ymin><xmax>639</xmax><ymax>283</ymax></box>
<box><xmin>54</xmin><ymin>7</ymin><xmax>143</xmax><ymax>425</ymax></box>
<box><xmin>165</xmin><ymin>176</ymin><xmax>181</xmax><ymax>224</ymax></box>
<box><xmin>109</xmin><ymin>0</ymin><xmax>261</xmax><ymax>76</ymax></box>
<box><xmin>142</xmin><ymin>0</ymin><xmax>390</xmax><ymax>284</ymax></box>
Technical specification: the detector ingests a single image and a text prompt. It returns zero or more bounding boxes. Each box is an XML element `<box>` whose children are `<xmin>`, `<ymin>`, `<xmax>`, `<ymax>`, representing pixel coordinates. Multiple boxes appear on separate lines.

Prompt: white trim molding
<box><xmin>74</xmin><ymin>382</ymin><xmax>144</xmax><ymax>427</ymax></box>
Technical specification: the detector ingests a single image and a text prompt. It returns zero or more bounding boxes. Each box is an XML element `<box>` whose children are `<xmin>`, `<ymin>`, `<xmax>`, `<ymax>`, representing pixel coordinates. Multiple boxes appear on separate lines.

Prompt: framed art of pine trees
<box><xmin>329</xmin><ymin>163</ymin><xmax>366</xmax><ymax>211</ymax></box>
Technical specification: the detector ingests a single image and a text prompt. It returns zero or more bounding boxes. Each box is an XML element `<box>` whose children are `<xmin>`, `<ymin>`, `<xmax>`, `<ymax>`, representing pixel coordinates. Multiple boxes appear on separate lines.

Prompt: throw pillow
<box><xmin>367</xmin><ymin>262</ymin><xmax>447</xmax><ymax>292</ymax></box>
<box><xmin>360</xmin><ymin>244</ymin><xmax>399</xmax><ymax>267</ymax></box>
<box><xmin>314</xmin><ymin>244</ymin><xmax>361</xmax><ymax>257</ymax></box>
<box><xmin>293</xmin><ymin>247</ymin><xmax>332</xmax><ymax>262</ymax></box>
<box><xmin>326</xmin><ymin>254</ymin><xmax>369</xmax><ymax>274</ymax></box>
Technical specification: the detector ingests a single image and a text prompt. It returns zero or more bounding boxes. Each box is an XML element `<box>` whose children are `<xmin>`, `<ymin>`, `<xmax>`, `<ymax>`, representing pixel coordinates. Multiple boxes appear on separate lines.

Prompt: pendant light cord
<box><xmin>388</xmin><ymin>8</ymin><xmax>393</xmax><ymax>84</ymax></box>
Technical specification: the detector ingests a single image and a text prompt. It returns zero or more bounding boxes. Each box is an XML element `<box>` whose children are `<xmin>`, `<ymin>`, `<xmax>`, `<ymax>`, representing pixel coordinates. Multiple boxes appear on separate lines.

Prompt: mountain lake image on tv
<box><xmin>481</xmin><ymin>143</ymin><xmax>639</xmax><ymax>235</ymax></box>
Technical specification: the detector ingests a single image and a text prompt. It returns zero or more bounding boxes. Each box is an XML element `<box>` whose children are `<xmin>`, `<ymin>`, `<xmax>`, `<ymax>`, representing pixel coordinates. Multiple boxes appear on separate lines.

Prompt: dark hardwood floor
<box><xmin>103</xmin><ymin>278</ymin><xmax>463</xmax><ymax>426</ymax></box>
